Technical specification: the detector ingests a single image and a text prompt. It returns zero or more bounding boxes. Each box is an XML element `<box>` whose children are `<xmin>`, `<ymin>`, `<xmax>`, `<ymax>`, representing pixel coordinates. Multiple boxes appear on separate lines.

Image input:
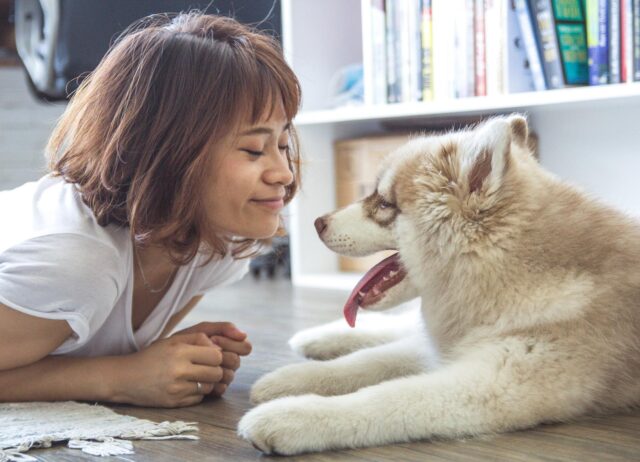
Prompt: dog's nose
<box><xmin>314</xmin><ymin>216</ymin><xmax>327</xmax><ymax>236</ymax></box>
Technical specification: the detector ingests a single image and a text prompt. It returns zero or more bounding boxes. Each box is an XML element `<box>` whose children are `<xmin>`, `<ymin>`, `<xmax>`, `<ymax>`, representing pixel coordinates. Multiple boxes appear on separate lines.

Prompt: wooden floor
<box><xmin>27</xmin><ymin>276</ymin><xmax>640</xmax><ymax>462</ymax></box>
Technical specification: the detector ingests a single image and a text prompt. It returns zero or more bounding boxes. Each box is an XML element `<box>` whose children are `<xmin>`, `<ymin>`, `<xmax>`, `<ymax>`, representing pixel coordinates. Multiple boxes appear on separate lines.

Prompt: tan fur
<box><xmin>238</xmin><ymin>115</ymin><xmax>640</xmax><ymax>455</ymax></box>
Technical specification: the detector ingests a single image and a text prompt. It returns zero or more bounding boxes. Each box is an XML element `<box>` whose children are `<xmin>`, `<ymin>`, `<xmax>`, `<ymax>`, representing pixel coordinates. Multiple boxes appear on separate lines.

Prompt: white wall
<box><xmin>530</xmin><ymin>99</ymin><xmax>640</xmax><ymax>218</ymax></box>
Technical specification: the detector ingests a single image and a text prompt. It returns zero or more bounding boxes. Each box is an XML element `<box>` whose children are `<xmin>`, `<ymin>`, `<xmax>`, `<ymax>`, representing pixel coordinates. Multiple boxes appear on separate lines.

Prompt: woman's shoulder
<box><xmin>0</xmin><ymin>175</ymin><xmax>130</xmax><ymax>257</ymax></box>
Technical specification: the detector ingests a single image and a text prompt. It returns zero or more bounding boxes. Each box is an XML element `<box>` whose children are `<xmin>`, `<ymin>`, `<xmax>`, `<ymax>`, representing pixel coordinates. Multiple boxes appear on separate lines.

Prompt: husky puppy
<box><xmin>238</xmin><ymin>115</ymin><xmax>640</xmax><ymax>455</ymax></box>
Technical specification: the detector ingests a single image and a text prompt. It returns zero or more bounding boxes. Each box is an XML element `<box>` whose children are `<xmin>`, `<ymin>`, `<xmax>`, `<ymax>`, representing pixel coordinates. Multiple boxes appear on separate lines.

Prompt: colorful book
<box><xmin>620</xmin><ymin>0</ymin><xmax>633</xmax><ymax>82</ymax></box>
<box><xmin>531</xmin><ymin>0</ymin><xmax>566</xmax><ymax>88</ymax></box>
<box><xmin>609</xmin><ymin>0</ymin><xmax>621</xmax><ymax>83</ymax></box>
<box><xmin>515</xmin><ymin>0</ymin><xmax>548</xmax><ymax>90</ymax></box>
<box><xmin>586</xmin><ymin>0</ymin><xmax>609</xmax><ymax>84</ymax></box>
<box><xmin>385</xmin><ymin>0</ymin><xmax>401</xmax><ymax>103</ymax></box>
<box><xmin>421</xmin><ymin>0</ymin><xmax>434</xmax><ymax>101</ymax></box>
<box><xmin>633</xmin><ymin>0</ymin><xmax>640</xmax><ymax>80</ymax></box>
<box><xmin>552</xmin><ymin>0</ymin><xmax>589</xmax><ymax>85</ymax></box>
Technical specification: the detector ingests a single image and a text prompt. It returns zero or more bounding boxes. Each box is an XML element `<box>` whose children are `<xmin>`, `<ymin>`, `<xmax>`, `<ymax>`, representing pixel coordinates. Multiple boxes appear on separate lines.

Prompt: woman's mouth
<box><xmin>251</xmin><ymin>198</ymin><xmax>285</xmax><ymax>211</ymax></box>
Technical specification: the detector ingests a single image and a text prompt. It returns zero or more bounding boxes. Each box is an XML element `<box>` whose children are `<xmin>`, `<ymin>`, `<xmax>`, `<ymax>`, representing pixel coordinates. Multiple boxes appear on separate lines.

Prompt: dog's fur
<box><xmin>238</xmin><ymin>115</ymin><xmax>640</xmax><ymax>455</ymax></box>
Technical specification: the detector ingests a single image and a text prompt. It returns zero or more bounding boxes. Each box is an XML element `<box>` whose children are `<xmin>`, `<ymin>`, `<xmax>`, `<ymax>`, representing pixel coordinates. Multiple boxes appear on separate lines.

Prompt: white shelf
<box><xmin>295</xmin><ymin>83</ymin><xmax>640</xmax><ymax>126</ymax></box>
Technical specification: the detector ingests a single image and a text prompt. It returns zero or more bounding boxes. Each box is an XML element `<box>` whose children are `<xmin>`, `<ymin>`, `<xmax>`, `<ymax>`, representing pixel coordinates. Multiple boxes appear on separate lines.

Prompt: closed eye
<box><xmin>242</xmin><ymin>146</ymin><xmax>289</xmax><ymax>157</ymax></box>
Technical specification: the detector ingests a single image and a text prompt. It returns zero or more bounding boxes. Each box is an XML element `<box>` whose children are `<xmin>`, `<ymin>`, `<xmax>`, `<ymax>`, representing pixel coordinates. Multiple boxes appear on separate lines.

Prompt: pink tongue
<box><xmin>343</xmin><ymin>253</ymin><xmax>401</xmax><ymax>328</ymax></box>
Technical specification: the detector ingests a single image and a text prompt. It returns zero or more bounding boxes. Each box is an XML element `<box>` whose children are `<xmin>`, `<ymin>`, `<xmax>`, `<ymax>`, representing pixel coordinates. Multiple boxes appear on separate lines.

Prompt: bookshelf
<box><xmin>282</xmin><ymin>0</ymin><xmax>640</xmax><ymax>290</ymax></box>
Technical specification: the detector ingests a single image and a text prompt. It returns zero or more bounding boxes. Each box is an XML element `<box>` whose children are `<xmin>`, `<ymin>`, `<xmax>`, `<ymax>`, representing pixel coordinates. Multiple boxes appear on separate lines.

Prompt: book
<box><xmin>421</xmin><ymin>0</ymin><xmax>434</xmax><ymax>101</ymax></box>
<box><xmin>514</xmin><ymin>0</ymin><xmax>548</xmax><ymax>90</ymax></box>
<box><xmin>552</xmin><ymin>0</ymin><xmax>589</xmax><ymax>85</ymax></box>
<box><xmin>586</xmin><ymin>0</ymin><xmax>610</xmax><ymax>84</ymax></box>
<box><xmin>633</xmin><ymin>0</ymin><xmax>640</xmax><ymax>80</ymax></box>
<box><xmin>386</xmin><ymin>0</ymin><xmax>401</xmax><ymax>103</ymax></box>
<box><xmin>432</xmin><ymin>0</ymin><xmax>457</xmax><ymax>99</ymax></box>
<box><xmin>505</xmin><ymin>0</ymin><xmax>539</xmax><ymax>92</ymax></box>
<box><xmin>362</xmin><ymin>0</ymin><xmax>387</xmax><ymax>105</ymax></box>
<box><xmin>474</xmin><ymin>0</ymin><xmax>487</xmax><ymax>96</ymax></box>
<box><xmin>609</xmin><ymin>0</ymin><xmax>621</xmax><ymax>83</ymax></box>
<box><xmin>531</xmin><ymin>0</ymin><xmax>566</xmax><ymax>88</ymax></box>
<box><xmin>620</xmin><ymin>0</ymin><xmax>633</xmax><ymax>81</ymax></box>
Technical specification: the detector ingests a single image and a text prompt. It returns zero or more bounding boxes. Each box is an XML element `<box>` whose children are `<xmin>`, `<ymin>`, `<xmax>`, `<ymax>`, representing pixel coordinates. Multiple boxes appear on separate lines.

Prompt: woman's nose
<box><xmin>265</xmin><ymin>149</ymin><xmax>294</xmax><ymax>186</ymax></box>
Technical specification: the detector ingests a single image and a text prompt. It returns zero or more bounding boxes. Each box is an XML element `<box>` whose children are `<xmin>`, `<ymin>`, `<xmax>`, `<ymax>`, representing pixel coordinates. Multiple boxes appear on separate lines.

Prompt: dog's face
<box><xmin>316</xmin><ymin>115</ymin><xmax>536</xmax><ymax>326</ymax></box>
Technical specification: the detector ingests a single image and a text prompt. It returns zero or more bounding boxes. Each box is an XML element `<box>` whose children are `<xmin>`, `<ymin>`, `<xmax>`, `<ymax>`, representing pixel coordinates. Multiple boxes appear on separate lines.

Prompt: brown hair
<box><xmin>47</xmin><ymin>11</ymin><xmax>301</xmax><ymax>264</ymax></box>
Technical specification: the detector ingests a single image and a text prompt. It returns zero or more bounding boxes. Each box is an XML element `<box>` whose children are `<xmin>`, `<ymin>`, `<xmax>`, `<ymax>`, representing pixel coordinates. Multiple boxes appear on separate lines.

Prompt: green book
<box><xmin>553</xmin><ymin>0</ymin><xmax>589</xmax><ymax>84</ymax></box>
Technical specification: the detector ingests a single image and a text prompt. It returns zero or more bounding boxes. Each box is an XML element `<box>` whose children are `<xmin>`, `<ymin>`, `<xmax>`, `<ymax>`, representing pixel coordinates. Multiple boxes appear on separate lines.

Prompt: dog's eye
<box><xmin>379</xmin><ymin>200</ymin><xmax>395</xmax><ymax>210</ymax></box>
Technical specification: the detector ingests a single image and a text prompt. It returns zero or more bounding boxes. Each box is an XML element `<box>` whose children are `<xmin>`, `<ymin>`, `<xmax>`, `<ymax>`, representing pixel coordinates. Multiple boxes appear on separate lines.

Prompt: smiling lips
<box><xmin>251</xmin><ymin>197</ymin><xmax>285</xmax><ymax>210</ymax></box>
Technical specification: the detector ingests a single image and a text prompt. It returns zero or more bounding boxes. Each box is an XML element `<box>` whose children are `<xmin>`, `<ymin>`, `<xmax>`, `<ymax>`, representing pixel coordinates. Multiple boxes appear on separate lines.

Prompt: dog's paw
<box><xmin>289</xmin><ymin>320</ymin><xmax>389</xmax><ymax>360</ymax></box>
<box><xmin>250</xmin><ymin>362</ymin><xmax>329</xmax><ymax>404</ymax></box>
<box><xmin>238</xmin><ymin>395</ymin><xmax>342</xmax><ymax>455</ymax></box>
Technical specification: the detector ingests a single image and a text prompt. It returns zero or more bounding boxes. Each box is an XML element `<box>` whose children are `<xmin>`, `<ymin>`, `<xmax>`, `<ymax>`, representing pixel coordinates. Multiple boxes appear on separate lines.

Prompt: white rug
<box><xmin>0</xmin><ymin>401</ymin><xmax>198</xmax><ymax>461</ymax></box>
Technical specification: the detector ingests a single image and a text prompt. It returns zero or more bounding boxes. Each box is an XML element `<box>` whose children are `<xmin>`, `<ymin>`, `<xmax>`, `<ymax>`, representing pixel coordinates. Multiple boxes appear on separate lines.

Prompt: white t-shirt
<box><xmin>0</xmin><ymin>175</ymin><xmax>249</xmax><ymax>357</ymax></box>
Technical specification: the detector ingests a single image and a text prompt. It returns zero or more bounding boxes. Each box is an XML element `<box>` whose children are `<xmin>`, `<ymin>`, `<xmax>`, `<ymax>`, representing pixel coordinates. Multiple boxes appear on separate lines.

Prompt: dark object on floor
<box><xmin>250</xmin><ymin>236</ymin><xmax>290</xmax><ymax>279</ymax></box>
<box><xmin>14</xmin><ymin>0</ymin><xmax>281</xmax><ymax>101</ymax></box>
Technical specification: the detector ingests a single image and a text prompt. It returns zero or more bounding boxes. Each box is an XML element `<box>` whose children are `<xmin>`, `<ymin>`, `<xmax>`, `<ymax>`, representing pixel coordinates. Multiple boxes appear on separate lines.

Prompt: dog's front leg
<box><xmin>289</xmin><ymin>305</ymin><xmax>422</xmax><ymax>360</ymax></box>
<box><xmin>250</xmin><ymin>335</ymin><xmax>432</xmax><ymax>404</ymax></box>
<box><xmin>239</xmin><ymin>339</ymin><xmax>592</xmax><ymax>455</ymax></box>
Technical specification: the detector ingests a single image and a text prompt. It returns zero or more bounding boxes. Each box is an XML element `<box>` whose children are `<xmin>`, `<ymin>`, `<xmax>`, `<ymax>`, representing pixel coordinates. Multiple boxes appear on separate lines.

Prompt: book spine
<box><xmin>633</xmin><ymin>0</ymin><xmax>640</xmax><ymax>79</ymax></box>
<box><xmin>507</xmin><ymin>0</ymin><xmax>539</xmax><ymax>92</ymax></box>
<box><xmin>474</xmin><ymin>0</ymin><xmax>487</xmax><ymax>95</ymax></box>
<box><xmin>586</xmin><ymin>0</ymin><xmax>610</xmax><ymax>84</ymax></box>
<box><xmin>552</xmin><ymin>0</ymin><xmax>589</xmax><ymax>85</ymax></box>
<box><xmin>531</xmin><ymin>0</ymin><xmax>566</xmax><ymax>88</ymax></box>
<box><xmin>397</xmin><ymin>0</ymin><xmax>413</xmax><ymax>102</ymax></box>
<box><xmin>620</xmin><ymin>0</ymin><xmax>632</xmax><ymax>81</ymax></box>
<box><xmin>609</xmin><ymin>0</ymin><xmax>621</xmax><ymax>83</ymax></box>
<box><xmin>408</xmin><ymin>0</ymin><xmax>423</xmax><ymax>101</ymax></box>
<box><xmin>386</xmin><ymin>0</ymin><xmax>400</xmax><ymax>103</ymax></box>
<box><xmin>421</xmin><ymin>0</ymin><xmax>434</xmax><ymax>100</ymax></box>
<box><xmin>465</xmin><ymin>0</ymin><xmax>476</xmax><ymax>96</ymax></box>
<box><xmin>371</xmin><ymin>0</ymin><xmax>388</xmax><ymax>103</ymax></box>
<box><xmin>515</xmin><ymin>0</ymin><xmax>548</xmax><ymax>90</ymax></box>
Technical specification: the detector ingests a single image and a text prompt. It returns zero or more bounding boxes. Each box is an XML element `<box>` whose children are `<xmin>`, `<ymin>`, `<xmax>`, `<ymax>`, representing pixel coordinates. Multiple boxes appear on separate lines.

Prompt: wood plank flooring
<box><xmin>29</xmin><ymin>277</ymin><xmax>640</xmax><ymax>462</ymax></box>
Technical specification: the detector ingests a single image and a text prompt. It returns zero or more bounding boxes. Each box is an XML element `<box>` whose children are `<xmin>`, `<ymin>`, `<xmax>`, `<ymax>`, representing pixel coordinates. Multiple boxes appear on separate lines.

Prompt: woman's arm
<box><xmin>0</xmin><ymin>332</ymin><xmax>225</xmax><ymax>407</ymax></box>
<box><xmin>0</xmin><ymin>303</ymin><xmax>72</xmax><ymax>370</ymax></box>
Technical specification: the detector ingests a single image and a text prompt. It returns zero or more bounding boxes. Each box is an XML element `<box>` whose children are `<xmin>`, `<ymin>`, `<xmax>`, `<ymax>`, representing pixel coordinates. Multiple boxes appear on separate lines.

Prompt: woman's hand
<box><xmin>170</xmin><ymin>322</ymin><xmax>252</xmax><ymax>397</ymax></box>
<box><xmin>115</xmin><ymin>332</ymin><xmax>224</xmax><ymax>407</ymax></box>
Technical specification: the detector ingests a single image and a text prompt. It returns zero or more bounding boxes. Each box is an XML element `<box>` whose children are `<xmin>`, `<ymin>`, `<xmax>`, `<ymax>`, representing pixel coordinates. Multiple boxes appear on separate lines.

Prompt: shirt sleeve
<box><xmin>196</xmin><ymin>253</ymin><xmax>250</xmax><ymax>295</ymax></box>
<box><xmin>0</xmin><ymin>233</ymin><xmax>124</xmax><ymax>353</ymax></box>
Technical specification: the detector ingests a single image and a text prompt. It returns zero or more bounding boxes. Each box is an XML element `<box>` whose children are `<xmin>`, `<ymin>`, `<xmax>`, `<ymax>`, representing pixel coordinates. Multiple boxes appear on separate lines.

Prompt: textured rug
<box><xmin>0</xmin><ymin>401</ymin><xmax>198</xmax><ymax>461</ymax></box>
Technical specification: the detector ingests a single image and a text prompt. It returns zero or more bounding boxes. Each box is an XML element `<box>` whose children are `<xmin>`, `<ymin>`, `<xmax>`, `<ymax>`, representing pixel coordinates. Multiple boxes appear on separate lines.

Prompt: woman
<box><xmin>0</xmin><ymin>11</ymin><xmax>301</xmax><ymax>408</ymax></box>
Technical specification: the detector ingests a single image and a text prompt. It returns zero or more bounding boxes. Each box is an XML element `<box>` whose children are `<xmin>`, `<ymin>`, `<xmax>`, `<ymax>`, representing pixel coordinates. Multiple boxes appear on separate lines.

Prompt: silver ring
<box><xmin>196</xmin><ymin>381</ymin><xmax>202</xmax><ymax>394</ymax></box>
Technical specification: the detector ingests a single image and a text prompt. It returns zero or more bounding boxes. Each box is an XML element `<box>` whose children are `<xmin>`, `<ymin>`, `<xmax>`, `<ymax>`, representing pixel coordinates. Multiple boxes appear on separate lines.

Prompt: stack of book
<box><xmin>362</xmin><ymin>0</ymin><xmax>640</xmax><ymax>105</ymax></box>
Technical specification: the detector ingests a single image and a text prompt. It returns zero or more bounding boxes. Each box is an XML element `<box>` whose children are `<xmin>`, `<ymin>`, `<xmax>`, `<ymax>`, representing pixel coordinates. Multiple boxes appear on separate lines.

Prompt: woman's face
<box><xmin>206</xmin><ymin>103</ymin><xmax>294</xmax><ymax>239</ymax></box>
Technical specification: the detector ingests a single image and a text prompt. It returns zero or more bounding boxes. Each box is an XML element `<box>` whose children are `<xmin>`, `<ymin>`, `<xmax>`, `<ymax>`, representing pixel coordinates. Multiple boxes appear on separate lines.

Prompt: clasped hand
<box><xmin>122</xmin><ymin>322</ymin><xmax>251</xmax><ymax>407</ymax></box>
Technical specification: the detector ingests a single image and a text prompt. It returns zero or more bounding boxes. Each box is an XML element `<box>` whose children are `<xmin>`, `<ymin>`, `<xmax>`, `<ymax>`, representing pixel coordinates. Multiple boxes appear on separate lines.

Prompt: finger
<box><xmin>183</xmin><ymin>322</ymin><xmax>247</xmax><ymax>341</ymax></box>
<box><xmin>221</xmin><ymin>352</ymin><xmax>240</xmax><ymax>370</ymax></box>
<box><xmin>190</xmin><ymin>380</ymin><xmax>215</xmax><ymax>396</ymax></box>
<box><xmin>182</xmin><ymin>344</ymin><xmax>223</xmax><ymax>366</ymax></box>
<box><xmin>220</xmin><ymin>367</ymin><xmax>235</xmax><ymax>385</ymax></box>
<box><xmin>172</xmin><ymin>332</ymin><xmax>216</xmax><ymax>347</ymax></box>
<box><xmin>210</xmin><ymin>336</ymin><xmax>252</xmax><ymax>356</ymax></box>
<box><xmin>210</xmin><ymin>383</ymin><xmax>228</xmax><ymax>397</ymax></box>
<box><xmin>177</xmin><ymin>394</ymin><xmax>205</xmax><ymax>407</ymax></box>
<box><xmin>184</xmin><ymin>365</ymin><xmax>224</xmax><ymax>384</ymax></box>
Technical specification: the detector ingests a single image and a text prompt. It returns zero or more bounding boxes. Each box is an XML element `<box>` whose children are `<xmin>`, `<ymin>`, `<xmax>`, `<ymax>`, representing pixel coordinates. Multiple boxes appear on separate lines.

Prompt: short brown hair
<box><xmin>47</xmin><ymin>11</ymin><xmax>301</xmax><ymax>264</ymax></box>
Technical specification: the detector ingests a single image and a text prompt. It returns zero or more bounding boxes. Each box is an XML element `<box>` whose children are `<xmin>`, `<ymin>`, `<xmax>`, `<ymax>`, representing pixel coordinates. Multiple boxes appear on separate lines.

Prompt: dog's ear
<box><xmin>466</xmin><ymin>115</ymin><xmax>527</xmax><ymax>194</ymax></box>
